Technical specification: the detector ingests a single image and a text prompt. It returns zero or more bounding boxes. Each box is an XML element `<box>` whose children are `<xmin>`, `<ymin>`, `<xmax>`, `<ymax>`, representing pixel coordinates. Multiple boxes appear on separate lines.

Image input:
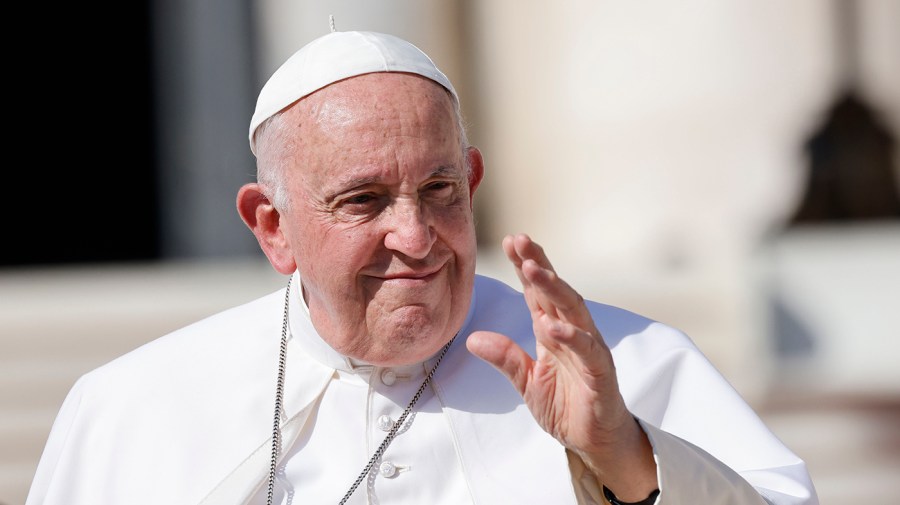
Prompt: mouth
<box><xmin>384</xmin><ymin>268</ymin><xmax>441</xmax><ymax>282</ymax></box>
<box><xmin>374</xmin><ymin>263</ymin><xmax>445</xmax><ymax>285</ymax></box>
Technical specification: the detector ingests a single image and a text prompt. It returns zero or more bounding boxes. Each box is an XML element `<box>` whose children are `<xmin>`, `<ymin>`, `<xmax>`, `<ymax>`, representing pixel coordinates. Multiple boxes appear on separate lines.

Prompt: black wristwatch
<box><xmin>602</xmin><ymin>485</ymin><xmax>660</xmax><ymax>505</ymax></box>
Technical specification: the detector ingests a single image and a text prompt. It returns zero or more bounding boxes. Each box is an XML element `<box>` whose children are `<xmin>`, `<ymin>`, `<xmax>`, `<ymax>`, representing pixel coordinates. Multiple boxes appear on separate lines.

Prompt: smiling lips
<box><xmin>383</xmin><ymin>269</ymin><xmax>441</xmax><ymax>282</ymax></box>
<box><xmin>374</xmin><ymin>263</ymin><xmax>445</xmax><ymax>285</ymax></box>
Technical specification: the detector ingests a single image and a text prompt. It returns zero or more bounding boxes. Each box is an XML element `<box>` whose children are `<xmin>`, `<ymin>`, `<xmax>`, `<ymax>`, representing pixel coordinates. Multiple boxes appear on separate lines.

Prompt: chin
<box><xmin>370</xmin><ymin>324</ymin><xmax>453</xmax><ymax>366</ymax></box>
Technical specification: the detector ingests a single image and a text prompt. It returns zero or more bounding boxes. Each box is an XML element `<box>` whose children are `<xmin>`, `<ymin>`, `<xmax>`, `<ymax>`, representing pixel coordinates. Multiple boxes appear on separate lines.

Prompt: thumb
<box><xmin>466</xmin><ymin>331</ymin><xmax>533</xmax><ymax>395</ymax></box>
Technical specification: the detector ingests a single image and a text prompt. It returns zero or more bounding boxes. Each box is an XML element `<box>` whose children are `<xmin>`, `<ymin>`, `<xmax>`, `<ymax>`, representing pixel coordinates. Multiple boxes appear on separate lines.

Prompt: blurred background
<box><xmin>2</xmin><ymin>0</ymin><xmax>898</xmax><ymax>503</ymax></box>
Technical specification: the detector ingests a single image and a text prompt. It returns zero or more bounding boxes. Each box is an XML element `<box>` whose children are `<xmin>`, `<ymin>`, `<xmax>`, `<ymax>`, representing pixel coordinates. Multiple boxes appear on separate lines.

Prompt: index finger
<box><xmin>507</xmin><ymin>234</ymin><xmax>599</xmax><ymax>335</ymax></box>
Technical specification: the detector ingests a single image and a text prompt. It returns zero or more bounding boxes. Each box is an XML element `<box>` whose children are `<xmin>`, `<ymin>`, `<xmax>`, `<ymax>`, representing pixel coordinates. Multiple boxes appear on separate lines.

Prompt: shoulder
<box><xmin>31</xmin><ymin>287</ymin><xmax>292</xmax><ymax>504</ymax></box>
<box><xmin>76</xmin><ymin>287</ymin><xmax>287</xmax><ymax>397</ymax></box>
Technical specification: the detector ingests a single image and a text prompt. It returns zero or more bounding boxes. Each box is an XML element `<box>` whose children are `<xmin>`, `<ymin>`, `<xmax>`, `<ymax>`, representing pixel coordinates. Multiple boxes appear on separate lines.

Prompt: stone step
<box><xmin>0</xmin><ymin>259</ymin><xmax>287</xmax><ymax>505</ymax></box>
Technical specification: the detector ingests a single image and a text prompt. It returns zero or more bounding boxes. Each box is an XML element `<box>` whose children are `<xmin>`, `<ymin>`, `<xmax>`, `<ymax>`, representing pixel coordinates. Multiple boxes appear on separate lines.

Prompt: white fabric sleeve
<box><xmin>567</xmin><ymin>449</ymin><xmax>610</xmax><ymax>505</ymax></box>
<box><xmin>567</xmin><ymin>419</ymin><xmax>815</xmax><ymax>505</ymax></box>
<box><xmin>640</xmin><ymin>417</ymin><xmax>821</xmax><ymax>504</ymax></box>
<box><xmin>640</xmin><ymin>419</ymin><xmax>768</xmax><ymax>504</ymax></box>
<box><xmin>25</xmin><ymin>376</ymin><xmax>87</xmax><ymax>505</ymax></box>
<box><xmin>609</xmin><ymin>320</ymin><xmax>818</xmax><ymax>505</ymax></box>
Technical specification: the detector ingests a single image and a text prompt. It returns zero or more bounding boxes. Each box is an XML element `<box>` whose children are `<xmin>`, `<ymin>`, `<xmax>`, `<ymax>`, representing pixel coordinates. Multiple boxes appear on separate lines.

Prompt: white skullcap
<box><xmin>248</xmin><ymin>30</ymin><xmax>458</xmax><ymax>156</ymax></box>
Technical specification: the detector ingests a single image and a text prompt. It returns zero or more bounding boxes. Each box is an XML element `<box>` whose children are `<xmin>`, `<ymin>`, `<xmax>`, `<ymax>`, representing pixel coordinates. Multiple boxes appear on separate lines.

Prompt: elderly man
<box><xmin>27</xmin><ymin>30</ymin><xmax>817</xmax><ymax>505</ymax></box>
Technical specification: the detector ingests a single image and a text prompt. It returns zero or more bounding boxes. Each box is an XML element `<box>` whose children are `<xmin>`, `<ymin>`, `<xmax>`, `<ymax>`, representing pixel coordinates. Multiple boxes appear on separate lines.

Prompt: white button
<box><xmin>377</xmin><ymin>415</ymin><xmax>394</xmax><ymax>431</ymax></box>
<box><xmin>380</xmin><ymin>369</ymin><xmax>397</xmax><ymax>386</ymax></box>
<box><xmin>379</xmin><ymin>461</ymin><xmax>398</xmax><ymax>478</ymax></box>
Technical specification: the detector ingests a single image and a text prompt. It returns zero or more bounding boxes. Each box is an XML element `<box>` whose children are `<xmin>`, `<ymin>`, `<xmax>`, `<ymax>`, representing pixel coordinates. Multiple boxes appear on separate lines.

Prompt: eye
<box><xmin>336</xmin><ymin>192</ymin><xmax>385</xmax><ymax>216</ymax></box>
<box><xmin>424</xmin><ymin>181</ymin><xmax>456</xmax><ymax>195</ymax></box>
<box><xmin>346</xmin><ymin>193</ymin><xmax>377</xmax><ymax>205</ymax></box>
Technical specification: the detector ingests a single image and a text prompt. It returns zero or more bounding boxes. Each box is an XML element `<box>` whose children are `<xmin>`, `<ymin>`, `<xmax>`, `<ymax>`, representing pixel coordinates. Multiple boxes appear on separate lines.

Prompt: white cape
<box><xmin>26</xmin><ymin>274</ymin><xmax>817</xmax><ymax>504</ymax></box>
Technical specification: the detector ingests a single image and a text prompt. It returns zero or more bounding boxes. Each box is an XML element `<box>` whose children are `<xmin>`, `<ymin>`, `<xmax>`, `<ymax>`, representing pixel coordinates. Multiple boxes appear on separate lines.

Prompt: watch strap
<box><xmin>602</xmin><ymin>485</ymin><xmax>660</xmax><ymax>505</ymax></box>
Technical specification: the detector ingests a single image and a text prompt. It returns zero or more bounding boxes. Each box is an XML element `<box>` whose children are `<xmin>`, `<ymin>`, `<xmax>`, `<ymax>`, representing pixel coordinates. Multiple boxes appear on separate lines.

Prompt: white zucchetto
<box><xmin>248</xmin><ymin>30</ymin><xmax>457</xmax><ymax>155</ymax></box>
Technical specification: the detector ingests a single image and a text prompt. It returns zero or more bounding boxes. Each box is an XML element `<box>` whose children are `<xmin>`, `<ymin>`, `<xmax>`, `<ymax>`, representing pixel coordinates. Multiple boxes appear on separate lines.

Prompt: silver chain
<box><xmin>265</xmin><ymin>275</ymin><xmax>457</xmax><ymax>505</ymax></box>
<box><xmin>338</xmin><ymin>333</ymin><xmax>456</xmax><ymax>505</ymax></box>
<box><xmin>266</xmin><ymin>276</ymin><xmax>293</xmax><ymax>505</ymax></box>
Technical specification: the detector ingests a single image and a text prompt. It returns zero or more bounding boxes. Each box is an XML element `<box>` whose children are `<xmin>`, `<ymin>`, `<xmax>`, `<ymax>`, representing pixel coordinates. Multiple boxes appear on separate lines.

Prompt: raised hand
<box><xmin>466</xmin><ymin>234</ymin><xmax>657</xmax><ymax>501</ymax></box>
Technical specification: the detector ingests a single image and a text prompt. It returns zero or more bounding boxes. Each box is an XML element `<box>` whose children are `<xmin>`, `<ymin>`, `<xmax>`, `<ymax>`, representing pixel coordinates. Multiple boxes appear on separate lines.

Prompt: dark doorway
<box><xmin>2</xmin><ymin>2</ymin><xmax>160</xmax><ymax>266</ymax></box>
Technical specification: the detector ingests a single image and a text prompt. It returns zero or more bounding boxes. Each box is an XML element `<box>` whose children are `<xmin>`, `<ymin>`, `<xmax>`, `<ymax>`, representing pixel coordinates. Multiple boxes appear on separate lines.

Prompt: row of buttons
<box><xmin>376</xmin><ymin>368</ymin><xmax>400</xmax><ymax>431</ymax></box>
<box><xmin>375</xmin><ymin>368</ymin><xmax>413</xmax><ymax>480</ymax></box>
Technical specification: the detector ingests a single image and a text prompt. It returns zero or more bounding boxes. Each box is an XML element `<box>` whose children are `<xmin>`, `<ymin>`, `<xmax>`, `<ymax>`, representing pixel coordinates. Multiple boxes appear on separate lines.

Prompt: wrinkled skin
<box><xmin>239</xmin><ymin>72</ymin><xmax>657</xmax><ymax>500</ymax></box>
<box><xmin>239</xmin><ymin>73</ymin><xmax>483</xmax><ymax>366</ymax></box>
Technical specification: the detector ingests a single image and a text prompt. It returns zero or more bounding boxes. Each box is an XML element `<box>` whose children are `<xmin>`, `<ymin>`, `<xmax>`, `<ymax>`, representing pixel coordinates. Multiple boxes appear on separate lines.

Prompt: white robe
<box><xmin>26</xmin><ymin>273</ymin><xmax>818</xmax><ymax>505</ymax></box>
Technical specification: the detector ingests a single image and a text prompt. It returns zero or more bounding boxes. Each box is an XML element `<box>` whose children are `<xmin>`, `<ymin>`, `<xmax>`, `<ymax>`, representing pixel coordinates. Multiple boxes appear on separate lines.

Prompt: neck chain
<box><xmin>266</xmin><ymin>276</ymin><xmax>457</xmax><ymax>505</ymax></box>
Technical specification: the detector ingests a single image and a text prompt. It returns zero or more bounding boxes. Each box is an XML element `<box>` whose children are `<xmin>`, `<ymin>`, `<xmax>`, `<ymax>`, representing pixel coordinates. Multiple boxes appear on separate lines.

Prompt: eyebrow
<box><xmin>325</xmin><ymin>165</ymin><xmax>462</xmax><ymax>201</ymax></box>
<box><xmin>429</xmin><ymin>165</ymin><xmax>459</xmax><ymax>179</ymax></box>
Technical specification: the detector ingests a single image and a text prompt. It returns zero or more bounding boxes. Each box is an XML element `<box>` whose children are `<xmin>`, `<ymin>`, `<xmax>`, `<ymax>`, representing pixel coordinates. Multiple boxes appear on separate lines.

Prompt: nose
<box><xmin>383</xmin><ymin>199</ymin><xmax>436</xmax><ymax>259</ymax></box>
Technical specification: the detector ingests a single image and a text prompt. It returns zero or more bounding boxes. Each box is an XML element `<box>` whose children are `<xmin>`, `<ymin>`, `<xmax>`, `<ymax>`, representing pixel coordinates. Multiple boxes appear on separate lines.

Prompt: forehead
<box><xmin>294</xmin><ymin>73</ymin><xmax>457</xmax><ymax>143</ymax></box>
<box><xmin>262</xmin><ymin>73</ymin><xmax>463</xmax><ymax>188</ymax></box>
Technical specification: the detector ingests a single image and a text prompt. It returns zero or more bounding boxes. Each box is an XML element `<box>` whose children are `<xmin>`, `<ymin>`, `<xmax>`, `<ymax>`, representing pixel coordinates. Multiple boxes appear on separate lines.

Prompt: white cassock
<box><xmin>26</xmin><ymin>273</ymin><xmax>818</xmax><ymax>505</ymax></box>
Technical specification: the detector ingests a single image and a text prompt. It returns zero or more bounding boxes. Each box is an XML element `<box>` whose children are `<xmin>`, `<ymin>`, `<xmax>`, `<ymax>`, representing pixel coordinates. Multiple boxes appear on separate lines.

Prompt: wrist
<box><xmin>578</xmin><ymin>417</ymin><xmax>658</xmax><ymax>502</ymax></box>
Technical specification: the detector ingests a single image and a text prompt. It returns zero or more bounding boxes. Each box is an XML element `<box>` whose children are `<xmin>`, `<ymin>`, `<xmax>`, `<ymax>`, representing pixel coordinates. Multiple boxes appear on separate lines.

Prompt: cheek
<box><xmin>434</xmin><ymin>204</ymin><xmax>477</xmax><ymax>246</ymax></box>
<box><xmin>300</xmin><ymin>226</ymin><xmax>378</xmax><ymax>280</ymax></box>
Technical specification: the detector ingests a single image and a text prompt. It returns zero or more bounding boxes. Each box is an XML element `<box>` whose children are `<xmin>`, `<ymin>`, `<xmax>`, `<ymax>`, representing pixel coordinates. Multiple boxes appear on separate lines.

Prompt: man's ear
<box><xmin>465</xmin><ymin>146</ymin><xmax>485</xmax><ymax>207</ymax></box>
<box><xmin>236</xmin><ymin>183</ymin><xmax>297</xmax><ymax>275</ymax></box>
